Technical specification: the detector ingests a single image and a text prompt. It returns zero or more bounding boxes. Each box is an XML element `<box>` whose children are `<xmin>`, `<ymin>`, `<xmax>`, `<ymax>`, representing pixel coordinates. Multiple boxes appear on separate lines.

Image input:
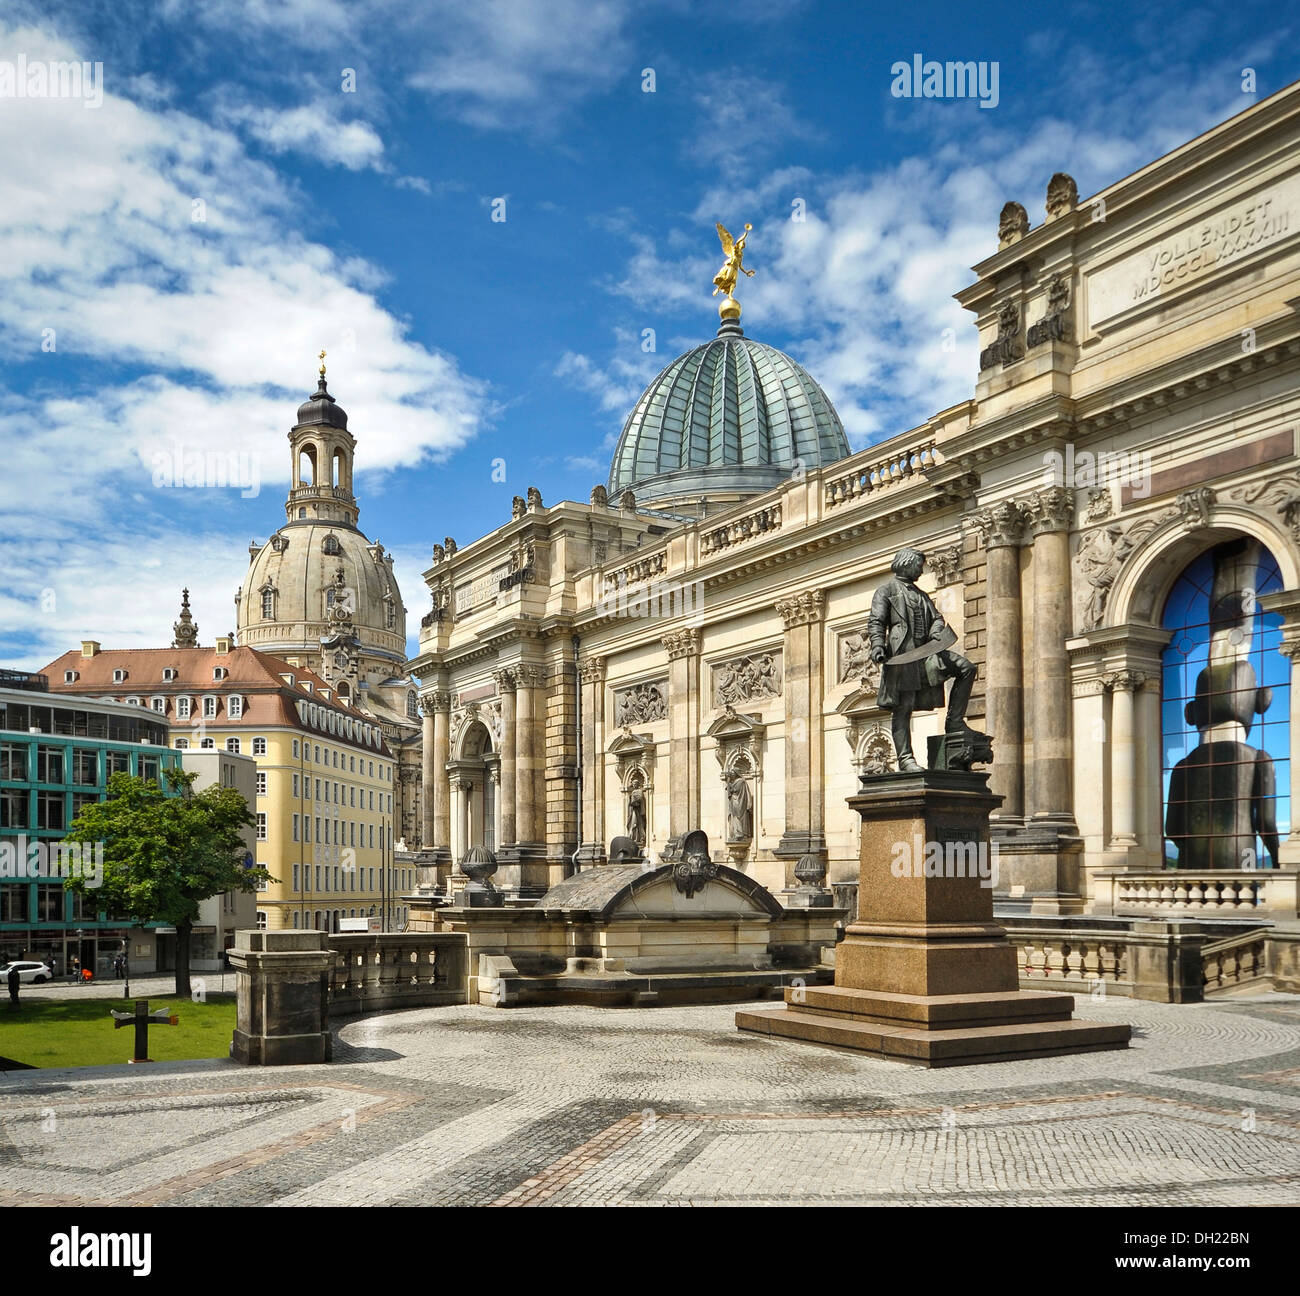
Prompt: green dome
<box><xmin>607</xmin><ymin>320</ymin><xmax>851</xmax><ymax>507</ymax></box>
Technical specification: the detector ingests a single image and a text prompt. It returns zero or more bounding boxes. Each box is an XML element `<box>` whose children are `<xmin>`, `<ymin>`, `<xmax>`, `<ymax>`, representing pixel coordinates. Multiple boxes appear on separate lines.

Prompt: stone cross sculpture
<box><xmin>867</xmin><ymin>546</ymin><xmax>991</xmax><ymax>773</ymax></box>
<box><xmin>110</xmin><ymin>998</ymin><xmax>178</xmax><ymax>1064</ymax></box>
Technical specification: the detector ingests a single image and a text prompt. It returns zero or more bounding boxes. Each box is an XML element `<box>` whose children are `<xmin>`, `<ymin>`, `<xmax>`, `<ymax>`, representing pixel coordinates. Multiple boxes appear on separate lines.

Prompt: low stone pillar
<box><xmin>229</xmin><ymin>929</ymin><xmax>336</xmax><ymax>1066</ymax></box>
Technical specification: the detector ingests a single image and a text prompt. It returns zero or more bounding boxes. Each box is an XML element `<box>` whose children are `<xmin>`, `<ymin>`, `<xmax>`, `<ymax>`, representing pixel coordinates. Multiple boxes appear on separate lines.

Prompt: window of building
<box><xmin>140</xmin><ymin>757</ymin><xmax>159</xmax><ymax>783</ymax></box>
<box><xmin>150</xmin><ymin>696</ymin><xmax>166</xmax><ymax>713</ymax></box>
<box><xmin>202</xmin><ymin>696</ymin><xmax>218</xmax><ymax>718</ymax></box>
<box><xmin>36</xmin><ymin>791</ymin><xmax>65</xmax><ymax>830</ymax></box>
<box><xmin>292</xmin><ymin>738</ymin><xmax>300</xmax><ymax>759</ymax></box>
<box><xmin>213</xmin><ymin>667</ymin><xmax>228</xmax><ymax>681</ymax></box>
<box><xmin>293</xmin><ymin>817</ymin><xmax>300</xmax><ymax>845</ymax></box>
<box><xmin>176</xmin><ymin>696</ymin><xmax>192</xmax><ymax>719</ymax></box>
<box><xmin>227</xmin><ymin>695</ymin><xmax>243</xmax><ymax>718</ymax></box>
<box><xmin>293</xmin><ymin>773</ymin><xmax>300</xmax><ymax>797</ymax></box>
<box><xmin>106</xmin><ymin>750</ymin><xmax>130</xmax><ymax>776</ymax></box>
<box><xmin>37</xmin><ymin>883</ymin><xmax>64</xmax><ymax>921</ymax></box>
<box><xmin>292</xmin><ymin>861</ymin><xmax>300</xmax><ymax>890</ymax></box>
<box><xmin>292</xmin><ymin>912</ymin><xmax>300</xmax><ymax>929</ymax></box>
<box><xmin>315</xmin><ymin>817</ymin><xmax>322</xmax><ymax>846</ymax></box>
<box><xmin>256</xmin><ymin>812</ymin><xmax>267</xmax><ymax>840</ymax></box>
<box><xmin>253</xmin><ymin>737</ymin><xmax>267</xmax><ymax>756</ymax></box>
<box><xmin>174</xmin><ymin>738</ymin><xmax>188</xmax><ymax>749</ymax></box>
<box><xmin>256</xmin><ymin>910</ymin><xmax>268</xmax><ymax>930</ymax></box>
<box><xmin>256</xmin><ymin>772</ymin><xmax>267</xmax><ymax>796</ymax></box>
<box><xmin>0</xmin><ymin>742</ymin><xmax>26</xmax><ymax>781</ymax></box>
<box><xmin>70</xmin><ymin>749</ymin><xmax>97</xmax><ymax>785</ymax></box>
<box><xmin>0</xmin><ymin>885</ymin><xmax>28</xmax><ymax>922</ymax></box>
<box><xmin>201</xmin><ymin>738</ymin><xmax>215</xmax><ymax>749</ymax></box>
<box><xmin>1161</xmin><ymin>540</ymin><xmax>1289</xmax><ymax>869</ymax></box>
<box><xmin>36</xmin><ymin>746</ymin><xmax>64</xmax><ymax>784</ymax></box>
<box><xmin>163</xmin><ymin>668</ymin><xmax>177</xmax><ymax>682</ymax></box>
<box><xmin>225</xmin><ymin>737</ymin><xmax>241</xmax><ymax>754</ymax></box>
<box><xmin>112</xmin><ymin>668</ymin><xmax>127</xmax><ymax>683</ymax></box>
<box><xmin>63</xmin><ymin>669</ymin><xmax>78</xmax><ymax>683</ymax></box>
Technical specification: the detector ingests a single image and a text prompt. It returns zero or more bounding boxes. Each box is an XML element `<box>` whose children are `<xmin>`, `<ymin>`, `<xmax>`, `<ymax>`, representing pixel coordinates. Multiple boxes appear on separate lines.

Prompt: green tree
<box><xmin>64</xmin><ymin>768</ymin><xmax>271</xmax><ymax>997</ymax></box>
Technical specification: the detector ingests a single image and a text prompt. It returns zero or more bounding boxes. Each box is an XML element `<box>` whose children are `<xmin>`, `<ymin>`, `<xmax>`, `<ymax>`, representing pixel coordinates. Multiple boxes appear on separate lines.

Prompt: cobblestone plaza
<box><xmin>3</xmin><ymin>992</ymin><xmax>1300</xmax><ymax>1208</ymax></box>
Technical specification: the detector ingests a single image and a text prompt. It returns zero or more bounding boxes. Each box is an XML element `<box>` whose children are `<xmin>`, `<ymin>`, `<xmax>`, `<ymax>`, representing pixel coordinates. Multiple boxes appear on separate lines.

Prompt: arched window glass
<box><xmin>1161</xmin><ymin>538</ymin><xmax>1289</xmax><ymax>869</ymax></box>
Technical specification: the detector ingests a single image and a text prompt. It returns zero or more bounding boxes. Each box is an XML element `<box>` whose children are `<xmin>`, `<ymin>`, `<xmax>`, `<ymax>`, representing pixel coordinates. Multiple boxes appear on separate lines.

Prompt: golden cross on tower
<box><xmin>318</xmin><ymin>349</ymin><xmax>327</xmax><ymax>376</ymax></box>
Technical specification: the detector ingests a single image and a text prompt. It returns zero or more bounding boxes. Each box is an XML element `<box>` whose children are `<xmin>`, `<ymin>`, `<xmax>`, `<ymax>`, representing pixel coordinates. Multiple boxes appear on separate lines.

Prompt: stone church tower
<box><xmin>236</xmin><ymin>357</ymin><xmax>423</xmax><ymax>843</ymax></box>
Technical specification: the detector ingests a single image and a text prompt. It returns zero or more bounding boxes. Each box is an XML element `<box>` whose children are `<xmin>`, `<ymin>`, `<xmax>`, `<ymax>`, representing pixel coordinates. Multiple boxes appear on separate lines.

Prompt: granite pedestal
<box><xmin>737</xmin><ymin>771</ymin><xmax>1130</xmax><ymax>1066</ymax></box>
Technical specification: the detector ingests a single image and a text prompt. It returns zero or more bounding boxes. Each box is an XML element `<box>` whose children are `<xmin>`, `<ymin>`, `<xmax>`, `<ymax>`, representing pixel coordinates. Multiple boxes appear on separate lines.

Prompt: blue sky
<box><xmin>0</xmin><ymin>0</ymin><xmax>1293</xmax><ymax>669</ymax></box>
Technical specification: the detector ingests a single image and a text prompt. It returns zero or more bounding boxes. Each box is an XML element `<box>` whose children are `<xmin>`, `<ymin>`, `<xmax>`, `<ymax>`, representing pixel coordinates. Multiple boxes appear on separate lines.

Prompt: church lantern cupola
<box><xmin>288</xmin><ymin>350</ymin><xmax>360</xmax><ymax>528</ymax></box>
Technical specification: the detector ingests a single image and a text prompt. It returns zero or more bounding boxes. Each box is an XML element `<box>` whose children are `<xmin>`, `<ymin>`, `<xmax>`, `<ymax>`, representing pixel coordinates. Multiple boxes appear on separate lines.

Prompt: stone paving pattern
<box><xmin>2</xmin><ymin>991</ymin><xmax>1300</xmax><ymax>1206</ymax></box>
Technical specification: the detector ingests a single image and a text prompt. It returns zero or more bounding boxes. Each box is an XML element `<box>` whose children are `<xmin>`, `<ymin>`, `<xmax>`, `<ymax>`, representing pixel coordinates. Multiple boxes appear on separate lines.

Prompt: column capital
<box><xmin>419</xmin><ymin>690</ymin><xmax>452</xmax><ymax>716</ymax></box>
<box><xmin>661</xmin><ymin>627</ymin><xmax>701</xmax><ymax>660</ymax></box>
<box><xmin>1104</xmin><ymin>669</ymin><xmax>1147</xmax><ymax>693</ymax></box>
<box><xmin>1025</xmin><ymin>487</ymin><xmax>1074</xmax><ymax>535</ymax></box>
<box><xmin>775</xmin><ymin>589</ymin><xmax>825</xmax><ymax>629</ymax></box>
<box><xmin>514</xmin><ymin>664</ymin><xmax>545</xmax><ymax>689</ymax></box>
<box><xmin>968</xmin><ymin>498</ymin><xmax>1029</xmax><ymax>548</ymax></box>
<box><xmin>491</xmin><ymin>667</ymin><xmax>517</xmax><ymax>692</ymax></box>
<box><xmin>578</xmin><ymin>655</ymin><xmax>608</xmax><ymax>684</ymax></box>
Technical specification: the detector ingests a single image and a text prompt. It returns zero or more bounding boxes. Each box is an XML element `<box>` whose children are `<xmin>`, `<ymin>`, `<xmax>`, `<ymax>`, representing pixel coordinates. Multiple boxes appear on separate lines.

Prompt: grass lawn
<box><xmin>0</xmin><ymin>996</ymin><xmax>237</xmax><ymax>1069</ymax></box>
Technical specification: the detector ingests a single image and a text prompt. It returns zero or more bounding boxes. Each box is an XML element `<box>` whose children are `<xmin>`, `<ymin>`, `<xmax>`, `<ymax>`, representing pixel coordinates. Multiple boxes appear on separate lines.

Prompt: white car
<box><xmin>1</xmin><ymin>961</ymin><xmax>53</xmax><ymax>984</ymax></box>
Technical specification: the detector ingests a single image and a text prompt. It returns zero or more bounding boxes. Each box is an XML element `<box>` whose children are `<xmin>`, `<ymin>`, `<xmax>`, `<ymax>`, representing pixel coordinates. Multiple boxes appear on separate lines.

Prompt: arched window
<box><xmin>1161</xmin><ymin>538</ymin><xmax>1289</xmax><ymax>870</ymax></box>
<box><xmin>407</xmin><ymin>691</ymin><xmax>417</xmax><ymax>720</ymax></box>
<box><xmin>261</xmin><ymin>588</ymin><xmax>275</xmax><ymax>619</ymax></box>
<box><xmin>299</xmin><ymin>445</ymin><xmax>316</xmax><ymax>487</ymax></box>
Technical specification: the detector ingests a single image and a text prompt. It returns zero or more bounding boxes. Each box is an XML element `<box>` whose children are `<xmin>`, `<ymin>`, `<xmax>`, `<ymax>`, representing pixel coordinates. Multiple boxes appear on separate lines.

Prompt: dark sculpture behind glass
<box><xmin>867</xmin><ymin>547</ymin><xmax>988</xmax><ymax>773</ymax></box>
<box><xmin>1165</xmin><ymin>660</ymin><xmax>1280</xmax><ymax>869</ymax></box>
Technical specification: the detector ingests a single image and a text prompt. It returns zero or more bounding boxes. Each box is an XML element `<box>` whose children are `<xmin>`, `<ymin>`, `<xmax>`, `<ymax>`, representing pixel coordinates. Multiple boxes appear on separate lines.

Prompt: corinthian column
<box><xmin>970</xmin><ymin>501</ymin><xmax>1028</xmax><ymax>825</ymax></box>
<box><xmin>578</xmin><ymin>655</ymin><xmax>607</xmax><ymax>862</ymax></box>
<box><xmin>514</xmin><ymin>664</ymin><xmax>545</xmax><ymax>846</ymax></box>
<box><xmin>661</xmin><ymin>628</ymin><xmax>700</xmax><ymax>848</ymax></box>
<box><xmin>493</xmin><ymin>669</ymin><xmax>517</xmax><ymax>848</ymax></box>
<box><xmin>1025</xmin><ymin>486</ymin><xmax>1077</xmax><ymax>831</ymax></box>
<box><xmin>420</xmin><ymin>697</ymin><xmax>436</xmax><ymax>848</ymax></box>
<box><xmin>775</xmin><ymin>589</ymin><xmax>825</xmax><ymax>875</ymax></box>
<box><xmin>1105</xmin><ymin>671</ymin><xmax>1144</xmax><ymax>849</ymax></box>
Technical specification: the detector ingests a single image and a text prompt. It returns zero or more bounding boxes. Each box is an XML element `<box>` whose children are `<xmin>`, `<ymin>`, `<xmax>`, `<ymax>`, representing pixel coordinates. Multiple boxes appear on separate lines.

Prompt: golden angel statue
<box><xmin>712</xmin><ymin>222</ymin><xmax>754</xmax><ymax>298</ymax></box>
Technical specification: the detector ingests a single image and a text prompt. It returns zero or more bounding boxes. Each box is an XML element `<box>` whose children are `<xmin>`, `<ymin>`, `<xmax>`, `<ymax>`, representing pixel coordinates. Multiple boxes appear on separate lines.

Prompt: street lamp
<box><xmin>121</xmin><ymin>935</ymin><xmax>130</xmax><ymax>1000</ymax></box>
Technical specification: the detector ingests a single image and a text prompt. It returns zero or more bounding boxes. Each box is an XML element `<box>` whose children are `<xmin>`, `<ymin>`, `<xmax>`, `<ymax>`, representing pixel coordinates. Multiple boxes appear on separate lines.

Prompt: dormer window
<box><xmin>113</xmin><ymin>668</ymin><xmax>128</xmax><ymax>683</ymax></box>
<box><xmin>64</xmin><ymin>669</ymin><xmax>79</xmax><ymax>683</ymax></box>
<box><xmin>227</xmin><ymin>695</ymin><xmax>244</xmax><ymax>719</ymax></box>
<box><xmin>150</xmin><ymin>697</ymin><xmax>166</xmax><ymax>713</ymax></box>
<box><xmin>322</xmin><ymin>533</ymin><xmax>341</xmax><ymax>555</ymax></box>
<box><xmin>162</xmin><ymin>667</ymin><xmax>177</xmax><ymax>682</ymax></box>
<box><xmin>271</xmin><ymin>535</ymin><xmax>289</xmax><ymax>553</ymax></box>
<box><xmin>213</xmin><ymin>666</ymin><xmax>228</xmax><ymax>681</ymax></box>
<box><xmin>202</xmin><ymin>695</ymin><xmax>218</xmax><ymax>718</ymax></box>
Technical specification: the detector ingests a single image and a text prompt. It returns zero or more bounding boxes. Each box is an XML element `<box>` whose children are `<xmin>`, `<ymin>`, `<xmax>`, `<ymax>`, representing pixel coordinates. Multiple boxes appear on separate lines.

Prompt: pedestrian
<box><xmin>113</xmin><ymin>954</ymin><xmax>124</xmax><ymax>980</ymax></box>
<box><xmin>7</xmin><ymin>963</ymin><xmax>19</xmax><ymax>1011</ymax></box>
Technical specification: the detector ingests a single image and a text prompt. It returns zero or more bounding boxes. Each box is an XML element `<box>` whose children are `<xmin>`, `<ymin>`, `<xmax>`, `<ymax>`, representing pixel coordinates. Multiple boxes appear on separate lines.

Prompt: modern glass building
<box><xmin>0</xmin><ymin>673</ymin><xmax>181</xmax><ymax>975</ymax></box>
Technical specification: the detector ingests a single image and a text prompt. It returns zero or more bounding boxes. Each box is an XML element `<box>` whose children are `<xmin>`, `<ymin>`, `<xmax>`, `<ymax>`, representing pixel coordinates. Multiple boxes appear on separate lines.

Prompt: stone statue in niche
<box><xmin>1165</xmin><ymin>659</ymin><xmax>1280</xmax><ymax>869</ymax></box>
<box><xmin>867</xmin><ymin>547</ymin><xmax>989</xmax><ymax>774</ymax></box>
<box><xmin>725</xmin><ymin>772</ymin><xmax>753</xmax><ymax>842</ymax></box>
<box><xmin>625</xmin><ymin>783</ymin><xmax>647</xmax><ymax>847</ymax></box>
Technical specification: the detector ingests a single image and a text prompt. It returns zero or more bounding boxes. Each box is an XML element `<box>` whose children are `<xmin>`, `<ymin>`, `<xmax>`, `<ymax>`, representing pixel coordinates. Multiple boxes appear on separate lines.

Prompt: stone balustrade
<box><xmin>602</xmin><ymin>549</ymin><xmax>667</xmax><ymax>594</ymax></box>
<box><xmin>327</xmin><ymin>932</ymin><xmax>468</xmax><ymax>1016</ymax></box>
<box><xmin>1096</xmin><ymin>869</ymin><xmax>1300</xmax><ymax>918</ymax></box>
<box><xmin>824</xmin><ymin>439</ymin><xmax>938</xmax><ymax>508</ymax></box>
<box><xmin>698</xmin><ymin>503</ymin><xmax>782</xmax><ymax>556</ymax></box>
<box><xmin>1200</xmin><ymin>930</ymin><xmax>1270</xmax><ymax>995</ymax></box>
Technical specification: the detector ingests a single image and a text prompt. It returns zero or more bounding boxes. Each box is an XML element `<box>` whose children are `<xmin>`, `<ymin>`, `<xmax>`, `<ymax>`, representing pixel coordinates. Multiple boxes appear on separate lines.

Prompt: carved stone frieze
<box><xmin>1176</xmin><ymin>486</ymin><xmax>1215</xmax><ymax>527</ymax></box>
<box><xmin>837</xmin><ymin>628</ymin><xmax>882</xmax><ymax>689</ymax></box>
<box><xmin>613</xmin><ymin>679</ymin><xmax>668</xmax><ymax>726</ymax></box>
<box><xmin>1228</xmin><ymin>474</ymin><xmax>1300</xmax><ymax>543</ymax></box>
<box><xmin>1073</xmin><ymin>507</ymin><xmax>1178</xmax><ymax>631</ymax></box>
<box><xmin>712</xmin><ymin>652</ymin><xmax>782</xmax><ymax>707</ymax></box>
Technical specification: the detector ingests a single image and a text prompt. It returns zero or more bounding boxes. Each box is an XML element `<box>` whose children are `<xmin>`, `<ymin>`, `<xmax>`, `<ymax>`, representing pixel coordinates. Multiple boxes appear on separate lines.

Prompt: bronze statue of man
<box><xmin>868</xmin><ymin>547</ymin><xmax>976</xmax><ymax>772</ymax></box>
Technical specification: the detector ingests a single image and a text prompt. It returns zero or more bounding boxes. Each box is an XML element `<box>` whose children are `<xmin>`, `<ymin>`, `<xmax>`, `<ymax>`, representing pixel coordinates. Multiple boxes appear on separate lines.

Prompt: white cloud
<box><xmin>221</xmin><ymin>100</ymin><xmax>385</xmax><ymax>170</ymax></box>
<box><xmin>0</xmin><ymin>19</ymin><xmax>494</xmax><ymax>663</ymax></box>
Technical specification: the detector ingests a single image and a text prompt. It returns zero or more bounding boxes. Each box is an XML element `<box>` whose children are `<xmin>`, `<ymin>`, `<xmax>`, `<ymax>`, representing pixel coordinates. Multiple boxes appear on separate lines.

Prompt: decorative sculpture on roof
<box><xmin>712</xmin><ymin>221</ymin><xmax>754</xmax><ymax>303</ymax></box>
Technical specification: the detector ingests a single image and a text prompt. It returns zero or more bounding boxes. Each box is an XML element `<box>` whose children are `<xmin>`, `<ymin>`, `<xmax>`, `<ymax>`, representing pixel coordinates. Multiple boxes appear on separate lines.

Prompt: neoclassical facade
<box><xmin>411</xmin><ymin>83</ymin><xmax>1300</xmax><ymax>916</ymax></box>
